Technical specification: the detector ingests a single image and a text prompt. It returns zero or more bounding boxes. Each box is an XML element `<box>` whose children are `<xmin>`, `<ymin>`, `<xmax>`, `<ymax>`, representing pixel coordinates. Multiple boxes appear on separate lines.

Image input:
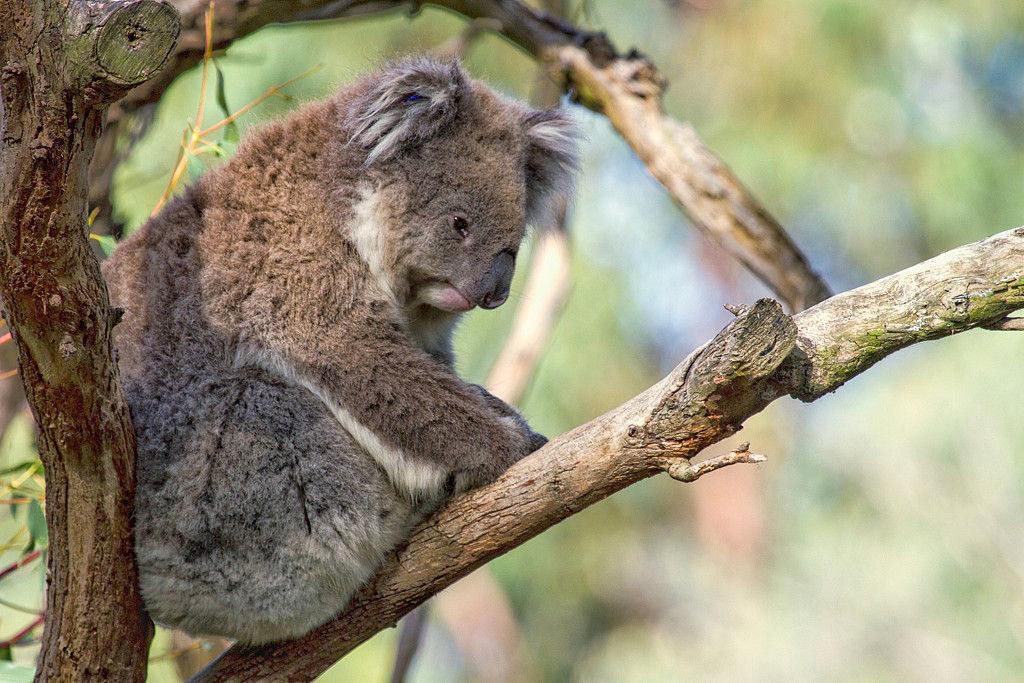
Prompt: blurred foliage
<box><xmin>0</xmin><ymin>400</ymin><xmax>45</xmax><ymax>672</ymax></box>
<box><xmin>0</xmin><ymin>0</ymin><xmax>1017</xmax><ymax>680</ymax></box>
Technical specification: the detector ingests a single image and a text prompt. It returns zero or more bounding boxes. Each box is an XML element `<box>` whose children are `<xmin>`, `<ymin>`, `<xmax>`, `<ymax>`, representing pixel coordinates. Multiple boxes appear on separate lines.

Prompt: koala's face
<box><xmin>349</xmin><ymin>59</ymin><xmax>579</xmax><ymax>314</ymax></box>
<box><xmin>389</xmin><ymin>123</ymin><xmax>530</xmax><ymax>313</ymax></box>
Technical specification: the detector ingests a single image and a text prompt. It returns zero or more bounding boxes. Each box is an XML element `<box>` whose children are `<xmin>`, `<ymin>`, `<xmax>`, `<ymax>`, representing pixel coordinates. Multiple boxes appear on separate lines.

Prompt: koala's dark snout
<box><xmin>474</xmin><ymin>250</ymin><xmax>515</xmax><ymax>310</ymax></box>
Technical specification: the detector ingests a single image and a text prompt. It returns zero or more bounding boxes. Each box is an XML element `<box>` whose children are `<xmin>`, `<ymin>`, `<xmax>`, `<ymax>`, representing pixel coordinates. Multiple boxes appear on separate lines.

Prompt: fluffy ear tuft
<box><xmin>523</xmin><ymin>109</ymin><xmax>581</xmax><ymax>225</ymax></box>
<box><xmin>351</xmin><ymin>57</ymin><xmax>471</xmax><ymax>164</ymax></box>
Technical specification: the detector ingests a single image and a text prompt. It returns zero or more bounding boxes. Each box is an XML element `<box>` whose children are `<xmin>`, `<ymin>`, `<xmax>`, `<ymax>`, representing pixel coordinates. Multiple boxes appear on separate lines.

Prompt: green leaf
<box><xmin>213</xmin><ymin>60</ymin><xmax>240</xmax><ymax>145</ymax></box>
<box><xmin>184</xmin><ymin>150</ymin><xmax>206</xmax><ymax>184</ymax></box>
<box><xmin>25</xmin><ymin>498</ymin><xmax>46</xmax><ymax>553</ymax></box>
<box><xmin>89</xmin><ymin>233</ymin><xmax>118</xmax><ymax>257</ymax></box>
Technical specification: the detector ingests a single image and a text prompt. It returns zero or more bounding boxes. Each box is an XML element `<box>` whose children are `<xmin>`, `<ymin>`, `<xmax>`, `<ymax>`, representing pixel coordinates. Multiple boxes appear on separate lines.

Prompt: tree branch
<box><xmin>776</xmin><ymin>226</ymin><xmax>1024</xmax><ymax>401</ymax></box>
<box><xmin>191</xmin><ymin>226</ymin><xmax>1024</xmax><ymax>682</ymax></box>
<box><xmin>0</xmin><ymin>1</ymin><xmax>179</xmax><ymax>680</ymax></box>
<box><xmin>98</xmin><ymin>0</ymin><xmax>829</xmax><ymax>312</ymax></box>
<box><xmin>545</xmin><ymin>43</ymin><xmax>832</xmax><ymax>312</ymax></box>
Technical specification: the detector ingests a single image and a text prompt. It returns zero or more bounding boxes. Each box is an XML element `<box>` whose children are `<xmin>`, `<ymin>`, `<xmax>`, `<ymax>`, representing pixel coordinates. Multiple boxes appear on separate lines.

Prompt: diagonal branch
<box><xmin>545</xmin><ymin>44</ymin><xmax>832</xmax><ymax>312</ymax></box>
<box><xmin>191</xmin><ymin>227</ymin><xmax>1024</xmax><ymax>682</ymax></box>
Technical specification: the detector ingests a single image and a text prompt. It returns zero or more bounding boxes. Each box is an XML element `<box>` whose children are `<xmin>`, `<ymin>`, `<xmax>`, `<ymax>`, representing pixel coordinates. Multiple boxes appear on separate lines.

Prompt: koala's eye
<box><xmin>452</xmin><ymin>215</ymin><xmax>469</xmax><ymax>239</ymax></box>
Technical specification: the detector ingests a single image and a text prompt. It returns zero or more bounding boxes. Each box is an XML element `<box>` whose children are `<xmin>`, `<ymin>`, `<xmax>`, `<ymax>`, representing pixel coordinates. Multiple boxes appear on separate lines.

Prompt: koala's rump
<box><xmin>131</xmin><ymin>364</ymin><xmax>419</xmax><ymax>643</ymax></box>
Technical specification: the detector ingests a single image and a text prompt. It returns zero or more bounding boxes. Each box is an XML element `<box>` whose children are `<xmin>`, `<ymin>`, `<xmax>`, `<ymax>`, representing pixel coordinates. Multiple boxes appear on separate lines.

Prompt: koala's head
<box><xmin>345</xmin><ymin>57</ymin><xmax>579</xmax><ymax>313</ymax></box>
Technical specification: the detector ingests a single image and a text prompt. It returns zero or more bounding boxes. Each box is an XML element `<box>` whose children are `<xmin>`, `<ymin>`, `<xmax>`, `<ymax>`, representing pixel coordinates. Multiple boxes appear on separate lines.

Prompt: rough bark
<box><xmin>191</xmin><ymin>227</ymin><xmax>1024</xmax><ymax>682</ymax></box>
<box><xmin>0</xmin><ymin>1</ymin><xmax>179</xmax><ymax>680</ymax></box>
<box><xmin>91</xmin><ymin>0</ymin><xmax>829</xmax><ymax>312</ymax></box>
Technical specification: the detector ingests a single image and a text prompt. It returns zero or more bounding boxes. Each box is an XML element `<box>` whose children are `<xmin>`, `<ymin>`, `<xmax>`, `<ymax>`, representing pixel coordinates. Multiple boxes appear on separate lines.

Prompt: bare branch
<box><xmin>545</xmin><ymin>44</ymin><xmax>831</xmax><ymax>312</ymax></box>
<box><xmin>667</xmin><ymin>442</ymin><xmax>767</xmax><ymax>483</ymax></box>
<box><xmin>100</xmin><ymin>0</ymin><xmax>829</xmax><ymax>312</ymax></box>
<box><xmin>190</xmin><ymin>226</ymin><xmax>1024</xmax><ymax>682</ymax></box>
<box><xmin>776</xmin><ymin>226</ymin><xmax>1024</xmax><ymax>401</ymax></box>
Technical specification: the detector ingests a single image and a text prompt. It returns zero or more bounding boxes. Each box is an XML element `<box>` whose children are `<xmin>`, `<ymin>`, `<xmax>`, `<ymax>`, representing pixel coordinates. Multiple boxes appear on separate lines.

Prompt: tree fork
<box><xmin>0</xmin><ymin>1</ymin><xmax>179</xmax><ymax>680</ymax></box>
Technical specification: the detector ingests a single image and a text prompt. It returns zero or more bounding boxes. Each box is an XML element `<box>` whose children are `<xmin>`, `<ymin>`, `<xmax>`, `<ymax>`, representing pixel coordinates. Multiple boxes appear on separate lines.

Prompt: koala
<box><xmin>102</xmin><ymin>57</ymin><xmax>578</xmax><ymax>644</ymax></box>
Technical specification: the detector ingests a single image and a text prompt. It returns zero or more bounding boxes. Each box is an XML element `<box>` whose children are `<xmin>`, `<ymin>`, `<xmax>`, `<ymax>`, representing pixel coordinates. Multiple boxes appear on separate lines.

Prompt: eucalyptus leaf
<box><xmin>213</xmin><ymin>60</ymin><xmax>240</xmax><ymax>145</ymax></box>
<box><xmin>89</xmin><ymin>233</ymin><xmax>118</xmax><ymax>257</ymax></box>
<box><xmin>26</xmin><ymin>498</ymin><xmax>46</xmax><ymax>552</ymax></box>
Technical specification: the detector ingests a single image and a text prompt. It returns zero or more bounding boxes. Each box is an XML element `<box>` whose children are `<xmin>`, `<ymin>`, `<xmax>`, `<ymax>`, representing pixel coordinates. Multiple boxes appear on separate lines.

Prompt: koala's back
<box><xmin>104</xmin><ymin>107</ymin><xmax>424</xmax><ymax>644</ymax></box>
<box><xmin>129</xmin><ymin>360</ymin><xmax>415</xmax><ymax>642</ymax></box>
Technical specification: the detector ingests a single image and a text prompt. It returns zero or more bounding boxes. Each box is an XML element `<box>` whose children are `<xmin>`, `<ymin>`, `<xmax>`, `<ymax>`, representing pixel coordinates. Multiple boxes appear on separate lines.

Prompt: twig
<box><xmin>151</xmin><ymin>3</ymin><xmax>216</xmax><ymax>215</ymax></box>
<box><xmin>196</xmin><ymin>65</ymin><xmax>321</xmax><ymax>138</ymax></box>
<box><xmin>666</xmin><ymin>442</ymin><xmax>767</xmax><ymax>483</ymax></box>
<box><xmin>0</xmin><ymin>548</ymin><xmax>41</xmax><ymax>581</ymax></box>
<box><xmin>723</xmin><ymin>303</ymin><xmax>747</xmax><ymax>317</ymax></box>
<box><xmin>151</xmin><ymin>7</ymin><xmax>317</xmax><ymax>216</ymax></box>
<box><xmin>0</xmin><ymin>614</ymin><xmax>45</xmax><ymax>649</ymax></box>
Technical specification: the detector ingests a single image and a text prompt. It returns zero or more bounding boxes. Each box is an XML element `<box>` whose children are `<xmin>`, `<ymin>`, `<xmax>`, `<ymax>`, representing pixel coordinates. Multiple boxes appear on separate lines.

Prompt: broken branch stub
<box><xmin>640</xmin><ymin>298</ymin><xmax>796</xmax><ymax>457</ymax></box>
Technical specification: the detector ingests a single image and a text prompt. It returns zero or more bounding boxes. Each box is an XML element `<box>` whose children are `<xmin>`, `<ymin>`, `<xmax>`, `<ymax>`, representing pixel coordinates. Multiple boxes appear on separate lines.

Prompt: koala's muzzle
<box><xmin>472</xmin><ymin>250</ymin><xmax>515</xmax><ymax>310</ymax></box>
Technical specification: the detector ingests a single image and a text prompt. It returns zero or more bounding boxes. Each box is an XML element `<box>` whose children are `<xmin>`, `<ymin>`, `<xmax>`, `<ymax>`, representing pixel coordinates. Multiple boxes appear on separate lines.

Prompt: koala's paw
<box><xmin>500</xmin><ymin>414</ymin><xmax>547</xmax><ymax>460</ymax></box>
<box><xmin>448</xmin><ymin>416</ymin><xmax>547</xmax><ymax>496</ymax></box>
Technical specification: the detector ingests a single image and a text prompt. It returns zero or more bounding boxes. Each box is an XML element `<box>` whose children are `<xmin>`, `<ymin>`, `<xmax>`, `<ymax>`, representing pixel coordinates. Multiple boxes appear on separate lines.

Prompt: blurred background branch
<box><xmin>89</xmin><ymin>0</ymin><xmax>829</xmax><ymax>313</ymax></box>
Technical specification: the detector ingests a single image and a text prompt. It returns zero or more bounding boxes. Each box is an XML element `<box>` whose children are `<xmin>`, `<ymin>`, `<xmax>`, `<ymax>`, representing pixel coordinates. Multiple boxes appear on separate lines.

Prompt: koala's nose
<box><xmin>480</xmin><ymin>291</ymin><xmax>506</xmax><ymax>309</ymax></box>
<box><xmin>478</xmin><ymin>251</ymin><xmax>514</xmax><ymax>310</ymax></box>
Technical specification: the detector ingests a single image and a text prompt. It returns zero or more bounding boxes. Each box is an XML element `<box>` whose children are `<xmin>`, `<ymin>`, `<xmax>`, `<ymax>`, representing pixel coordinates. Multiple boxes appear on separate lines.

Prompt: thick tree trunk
<box><xmin>0</xmin><ymin>2</ymin><xmax>179</xmax><ymax>680</ymax></box>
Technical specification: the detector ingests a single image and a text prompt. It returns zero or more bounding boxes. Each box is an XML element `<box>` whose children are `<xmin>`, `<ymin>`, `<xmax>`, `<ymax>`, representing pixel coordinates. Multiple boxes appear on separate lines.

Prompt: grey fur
<box><xmin>103</xmin><ymin>57</ymin><xmax>579</xmax><ymax>644</ymax></box>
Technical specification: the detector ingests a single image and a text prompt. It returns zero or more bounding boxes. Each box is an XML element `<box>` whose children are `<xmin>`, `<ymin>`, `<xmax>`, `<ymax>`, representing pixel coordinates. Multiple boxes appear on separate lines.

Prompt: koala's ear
<box><xmin>351</xmin><ymin>58</ymin><xmax>470</xmax><ymax>164</ymax></box>
<box><xmin>523</xmin><ymin>109</ymin><xmax>581</xmax><ymax>225</ymax></box>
